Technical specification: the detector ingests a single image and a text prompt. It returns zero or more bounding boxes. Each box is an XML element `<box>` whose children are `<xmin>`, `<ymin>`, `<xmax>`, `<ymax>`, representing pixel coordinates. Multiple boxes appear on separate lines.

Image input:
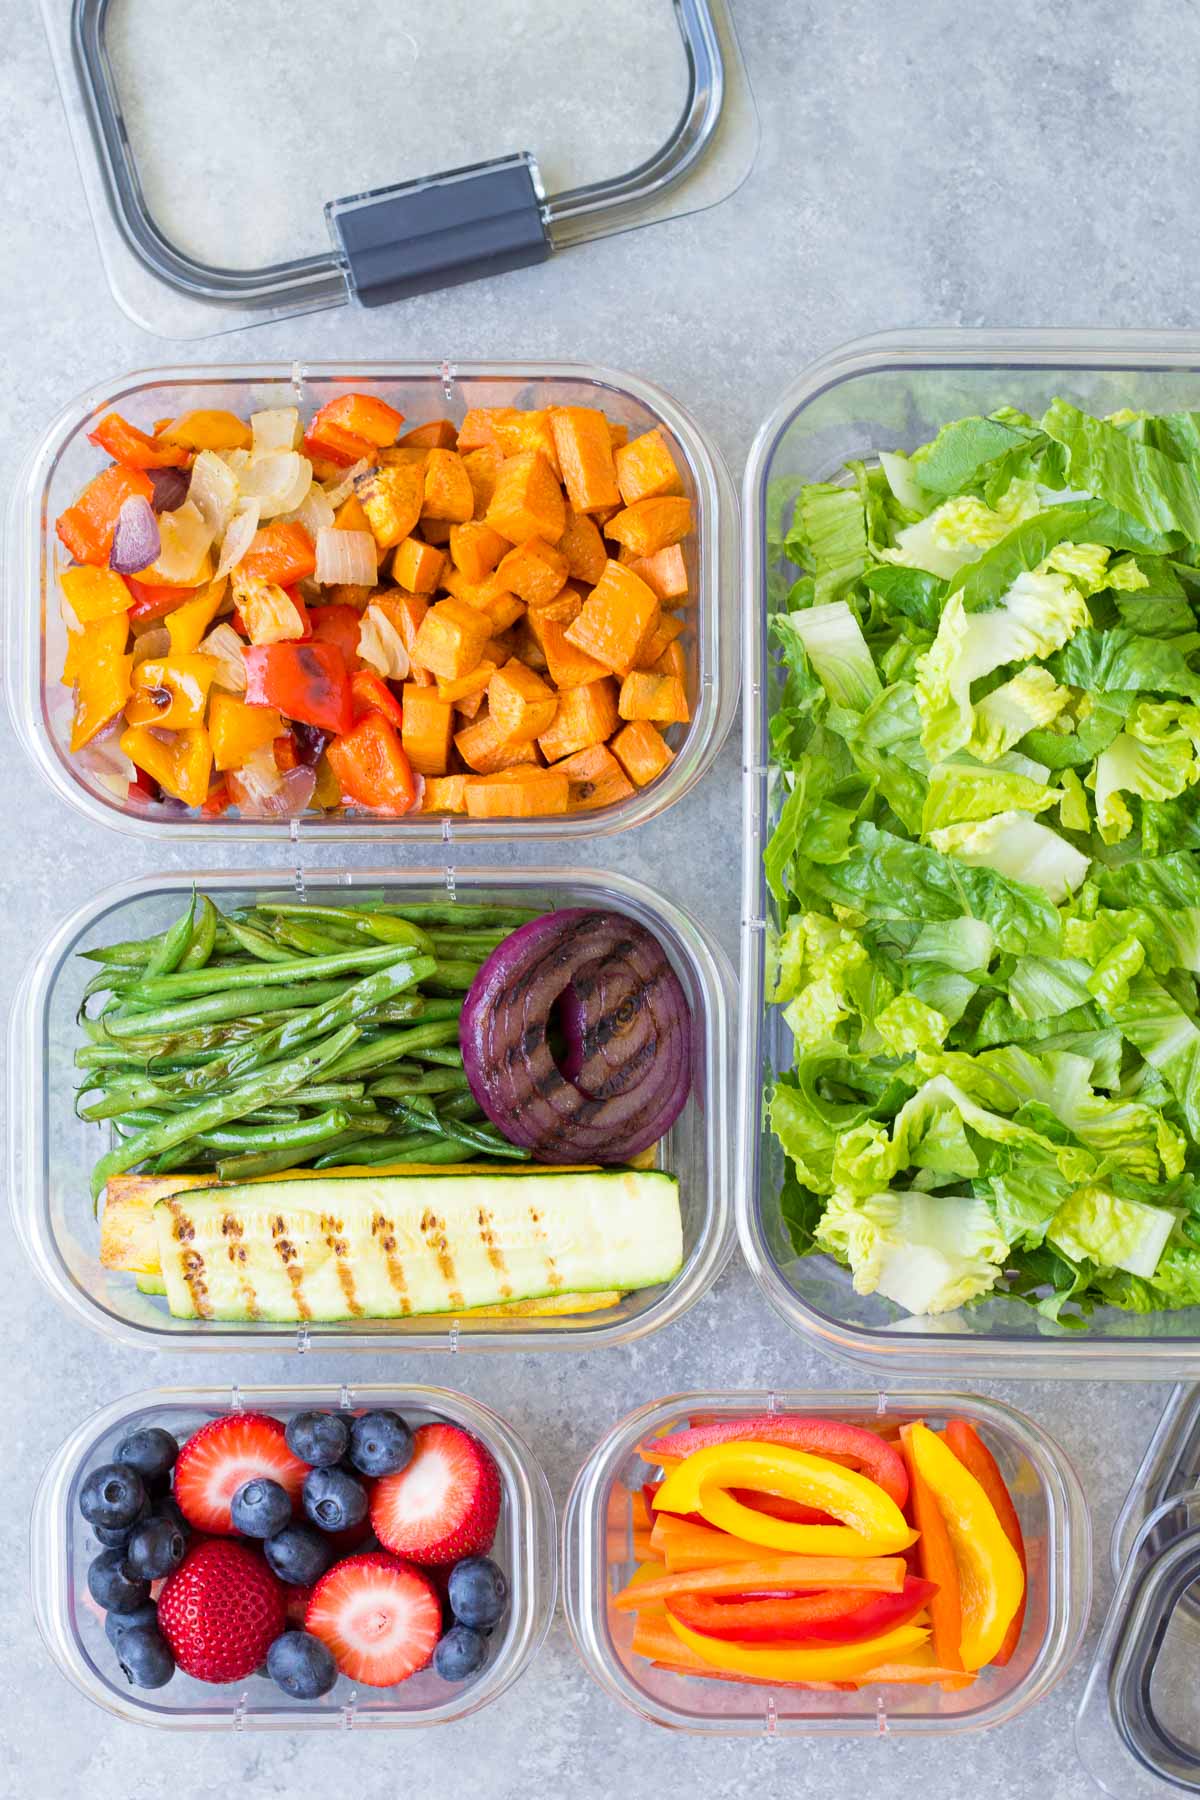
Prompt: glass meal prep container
<box><xmin>32</xmin><ymin>1381</ymin><xmax>554</xmax><ymax>1730</ymax></box>
<box><xmin>739</xmin><ymin>327</ymin><xmax>1200</xmax><ymax>1380</ymax></box>
<box><xmin>1077</xmin><ymin>1388</ymin><xmax>1200</xmax><ymax>1793</ymax></box>
<box><xmin>7</xmin><ymin>359</ymin><xmax>737</xmax><ymax>839</ymax></box>
<box><xmin>562</xmin><ymin>1387</ymin><xmax>1090</xmax><ymax>1738</ymax></box>
<box><xmin>8</xmin><ymin>864</ymin><xmax>734</xmax><ymax>1353</ymax></box>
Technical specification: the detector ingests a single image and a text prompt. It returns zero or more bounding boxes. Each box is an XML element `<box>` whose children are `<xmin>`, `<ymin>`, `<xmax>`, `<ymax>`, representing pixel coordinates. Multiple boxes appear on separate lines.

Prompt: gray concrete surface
<box><xmin>0</xmin><ymin>1</ymin><xmax>1184</xmax><ymax>1793</ymax></box>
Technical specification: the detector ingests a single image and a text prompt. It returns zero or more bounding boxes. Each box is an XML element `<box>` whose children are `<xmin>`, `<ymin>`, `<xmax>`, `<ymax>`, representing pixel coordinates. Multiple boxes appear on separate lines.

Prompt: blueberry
<box><xmin>115</xmin><ymin>1427</ymin><xmax>179</xmax><ymax>1483</ymax></box>
<box><xmin>79</xmin><ymin>1463</ymin><xmax>146</xmax><ymax>1531</ymax></box>
<box><xmin>154</xmin><ymin>1495</ymin><xmax>189</xmax><ymax>1538</ymax></box>
<box><xmin>231</xmin><ymin>1477</ymin><xmax>294</xmax><ymax>1539</ymax></box>
<box><xmin>126</xmin><ymin>1515</ymin><xmax>188</xmax><ymax>1580</ymax></box>
<box><xmin>266</xmin><ymin>1630</ymin><xmax>338</xmax><ymax>1699</ymax></box>
<box><xmin>348</xmin><ymin>1410</ymin><xmax>413</xmax><ymax>1478</ymax></box>
<box><xmin>448</xmin><ymin>1556</ymin><xmax>508</xmax><ymax>1631</ymax></box>
<box><xmin>264</xmin><ymin>1523</ymin><xmax>334</xmax><ymax>1587</ymax></box>
<box><xmin>116</xmin><ymin>1625</ymin><xmax>175</xmax><ymax>1690</ymax></box>
<box><xmin>104</xmin><ymin>1600</ymin><xmax>158</xmax><ymax>1649</ymax></box>
<box><xmin>285</xmin><ymin>1410</ymin><xmax>349</xmax><ymax>1468</ymax></box>
<box><xmin>92</xmin><ymin>1495</ymin><xmax>151</xmax><ymax>1550</ymax></box>
<box><xmin>87</xmin><ymin>1549</ymin><xmax>151</xmax><ymax>1614</ymax></box>
<box><xmin>302</xmin><ymin>1466</ymin><xmax>368</xmax><ymax>1534</ymax></box>
<box><xmin>434</xmin><ymin>1624</ymin><xmax>487</xmax><ymax>1682</ymax></box>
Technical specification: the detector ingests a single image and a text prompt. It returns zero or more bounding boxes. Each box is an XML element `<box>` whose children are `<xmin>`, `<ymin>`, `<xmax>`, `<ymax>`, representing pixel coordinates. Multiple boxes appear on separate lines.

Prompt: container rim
<box><xmin>10</xmin><ymin>862</ymin><xmax>735</xmax><ymax>1352</ymax></box>
<box><xmin>32</xmin><ymin>1380</ymin><xmax>555</xmax><ymax>1729</ymax></box>
<box><xmin>562</xmin><ymin>1386</ymin><xmax>1092</xmax><ymax>1737</ymax></box>
<box><xmin>7</xmin><ymin>356</ymin><xmax>738</xmax><ymax>841</ymax></box>
<box><xmin>737</xmin><ymin>326</ymin><xmax>1200</xmax><ymax>1377</ymax></box>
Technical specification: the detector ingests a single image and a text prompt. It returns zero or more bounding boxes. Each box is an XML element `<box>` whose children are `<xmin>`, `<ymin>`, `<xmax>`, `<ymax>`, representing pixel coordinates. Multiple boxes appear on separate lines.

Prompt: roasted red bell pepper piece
<box><xmin>237</xmin><ymin>521</ymin><xmax>317</xmax><ymax>586</ymax></box>
<box><xmin>243</xmin><ymin>642</ymin><xmax>354</xmax><ymax>736</ymax></box>
<box><xmin>201</xmin><ymin>778</ymin><xmax>231</xmax><ymax>816</ymax></box>
<box><xmin>87</xmin><ymin>412</ymin><xmax>190</xmax><ymax>470</ymax></box>
<box><xmin>56</xmin><ymin>465</ymin><xmax>155</xmax><ymax>565</ymax></box>
<box><xmin>309</xmin><ymin>393</ymin><xmax>404</xmax><ymax>448</ymax></box>
<box><xmin>664</xmin><ymin>1576</ymin><xmax>938</xmax><ymax>1646</ymax></box>
<box><xmin>309</xmin><ymin>602</ymin><xmax>364</xmax><ymax>669</ymax></box>
<box><xmin>302</xmin><ymin>421</ymin><xmax>376</xmax><ymax>468</ymax></box>
<box><xmin>273</xmin><ymin>732</ymin><xmax>301</xmax><ymax>772</ymax></box>
<box><xmin>645</xmin><ymin>1417</ymin><xmax>908</xmax><ymax>1511</ymax></box>
<box><xmin>327</xmin><ymin>710</ymin><xmax>417</xmax><ymax>814</ymax></box>
<box><xmin>943</xmin><ymin>1420</ymin><xmax>1027</xmax><ymax>1667</ymax></box>
<box><xmin>351</xmin><ymin>668</ymin><xmax>404</xmax><ymax>729</ymax></box>
<box><xmin>124</xmin><ymin>576</ymin><xmax>195</xmax><ymax>623</ymax></box>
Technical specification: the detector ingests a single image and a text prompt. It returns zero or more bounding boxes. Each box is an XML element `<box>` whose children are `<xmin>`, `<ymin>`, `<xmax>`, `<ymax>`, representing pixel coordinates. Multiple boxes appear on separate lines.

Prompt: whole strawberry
<box><xmin>158</xmin><ymin>1540</ymin><xmax>285</xmax><ymax>1683</ymax></box>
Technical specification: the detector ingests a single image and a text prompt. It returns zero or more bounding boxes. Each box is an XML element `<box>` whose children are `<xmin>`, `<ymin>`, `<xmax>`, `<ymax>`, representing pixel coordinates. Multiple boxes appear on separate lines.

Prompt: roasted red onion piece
<box><xmin>109</xmin><ymin>495</ymin><xmax>161</xmax><ymax>574</ymax></box>
<box><xmin>460</xmin><ymin>909</ymin><xmax>691</xmax><ymax>1163</ymax></box>
<box><xmin>148</xmin><ymin>467</ymin><xmax>191</xmax><ymax>513</ymax></box>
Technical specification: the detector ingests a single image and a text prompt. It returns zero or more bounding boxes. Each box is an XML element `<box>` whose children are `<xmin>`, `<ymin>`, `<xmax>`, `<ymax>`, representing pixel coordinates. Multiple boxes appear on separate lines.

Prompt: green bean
<box><xmin>188</xmin><ymin>1107</ymin><xmax>354</xmax><ymax>1153</ymax></box>
<box><xmin>411</xmin><ymin>1045</ymin><xmax>464</xmax><ymax>1068</ymax></box>
<box><xmin>78</xmin><ymin>1078</ymin><xmax>180</xmax><ymax>1121</ymax></box>
<box><xmin>81</xmin><ymin>968</ymin><xmax>136</xmax><ymax>1003</ymax></box>
<box><xmin>220</xmin><ymin>917</ymin><xmax>300</xmax><ymax>964</ymax></box>
<box><xmin>369</xmin><ymin>1070</ymin><xmax>471</xmax><ymax>1097</ymax></box>
<box><xmin>370</xmin><ymin>903</ymin><xmax>538</xmax><ymax>928</ymax></box>
<box><xmin>401</xmin><ymin>996</ymin><xmax>460</xmax><ymax>1022</ymax></box>
<box><xmin>428</xmin><ymin>931</ymin><xmax>510</xmax><ymax>955</ymax></box>
<box><xmin>89</xmin><ymin>1021</ymin><xmax>361</xmax><ymax>1203</ymax></box>
<box><xmin>439</xmin><ymin>1093</ymin><xmax>486</xmax><ymax>1121</ymax></box>
<box><xmin>265</xmin><ymin>918</ymin><xmax>362</xmax><ymax>957</ymax></box>
<box><xmin>75</xmin><ymin>1045</ymin><xmax>149</xmax><ymax>1071</ymax></box>
<box><xmin>311</xmin><ymin>1131</ymin><xmax>451</xmax><ymax>1169</ymax></box>
<box><xmin>359</xmin><ymin>997</ymin><xmax>426</xmax><ymax>1025</ymax></box>
<box><xmin>179</xmin><ymin>895</ymin><xmax>219</xmax><ymax>971</ymax></box>
<box><xmin>80</xmin><ymin>932</ymin><xmax>167</xmax><ymax>967</ymax></box>
<box><xmin>130</xmin><ymin>943</ymin><xmax>414</xmax><ymax>1005</ymax></box>
<box><xmin>385</xmin><ymin>1096</ymin><xmax>528</xmax><ymax>1161</ymax></box>
<box><xmin>256</xmin><ymin>905</ymin><xmax>435</xmax><ymax>955</ymax></box>
<box><xmin>281</xmin><ymin>1083</ymin><xmax>366</xmax><ymax>1106</ymax></box>
<box><xmin>323</xmin><ymin>1018</ymin><xmax>461</xmax><ymax>1082</ymax></box>
<box><xmin>104</xmin><ymin>979</ymin><xmax>355</xmax><ymax>1038</ymax></box>
<box><xmin>141</xmin><ymin>895</ymin><xmax>196</xmax><ymax>982</ymax></box>
<box><xmin>214</xmin><ymin>1138</ymin><xmax>357</xmax><ymax>1181</ymax></box>
<box><xmin>423</xmin><ymin>959</ymin><xmax>484</xmax><ymax>992</ymax></box>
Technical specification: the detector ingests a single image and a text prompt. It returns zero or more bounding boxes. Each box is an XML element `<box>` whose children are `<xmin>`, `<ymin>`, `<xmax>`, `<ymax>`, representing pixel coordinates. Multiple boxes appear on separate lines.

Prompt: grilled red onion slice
<box><xmin>109</xmin><ymin>496</ymin><xmax>161</xmax><ymax>573</ymax></box>
<box><xmin>460</xmin><ymin>909</ymin><xmax>691</xmax><ymax>1163</ymax></box>
<box><xmin>148</xmin><ymin>467</ymin><xmax>191</xmax><ymax>513</ymax></box>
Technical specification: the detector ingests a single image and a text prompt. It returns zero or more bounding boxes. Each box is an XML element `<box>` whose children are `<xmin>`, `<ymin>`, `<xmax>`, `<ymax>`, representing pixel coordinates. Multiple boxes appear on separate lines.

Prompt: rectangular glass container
<box><xmin>32</xmin><ymin>1381</ymin><xmax>554</xmax><ymax>1729</ymax></box>
<box><xmin>740</xmin><ymin>328</ymin><xmax>1200</xmax><ymax>1378</ymax></box>
<box><xmin>9</xmin><ymin>864</ymin><xmax>733</xmax><ymax>1351</ymax></box>
<box><xmin>563</xmin><ymin>1387</ymin><xmax>1090</xmax><ymax>1736</ymax></box>
<box><xmin>8</xmin><ymin>359</ymin><xmax>736</xmax><ymax>838</ymax></box>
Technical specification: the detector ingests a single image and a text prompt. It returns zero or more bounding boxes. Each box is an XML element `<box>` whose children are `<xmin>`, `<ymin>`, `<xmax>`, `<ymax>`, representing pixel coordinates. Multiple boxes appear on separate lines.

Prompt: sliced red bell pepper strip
<box><xmin>125</xmin><ymin>576</ymin><xmax>196</xmax><ymax>623</ymax></box>
<box><xmin>87</xmin><ymin>412</ymin><xmax>190</xmax><ymax>470</ymax></box>
<box><xmin>664</xmin><ymin>1576</ymin><xmax>938</xmax><ymax>1646</ymax></box>
<box><xmin>351</xmin><ymin>668</ymin><xmax>404</xmax><ymax>728</ymax></box>
<box><xmin>201</xmin><ymin>779</ymin><xmax>231</xmax><ymax>816</ymax></box>
<box><xmin>943</xmin><ymin>1420</ymin><xmax>1028</xmax><ymax>1667</ymax></box>
<box><xmin>309</xmin><ymin>393</ymin><xmax>405</xmax><ymax>448</ymax></box>
<box><xmin>899</xmin><ymin>1422</ymin><xmax>966</xmax><ymax>1680</ymax></box>
<box><xmin>644</xmin><ymin>1417</ymin><xmax>908</xmax><ymax>1511</ymax></box>
<box><xmin>56</xmin><ymin>465</ymin><xmax>155</xmax><ymax>565</ymax></box>
<box><xmin>327</xmin><ymin>710</ymin><xmax>417</xmax><ymax>815</ymax></box>
<box><xmin>302</xmin><ymin>421</ymin><xmax>376</xmax><ymax>468</ymax></box>
<box><xmin>273</xmin><ymin>732</ymin><xmax>301</xmax><ymax>772</ymax></box>
<box><xmin>237</xmin><ymin>521</ymin><xmax>317</xmax><ymax>586</ymax></box>
<box><xmin>309</xmin><ymin>602</ymin><xmax>364</xmax><ymax>669</ymax></box>
<box><xmin>243</xmin><ymin>641</ymin><xmax>354</xmax><ymax>736</ymax></box>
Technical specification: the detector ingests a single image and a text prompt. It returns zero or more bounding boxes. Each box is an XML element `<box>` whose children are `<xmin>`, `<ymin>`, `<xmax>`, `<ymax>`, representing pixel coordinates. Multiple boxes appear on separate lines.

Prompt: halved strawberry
<box><xmin>305</xmin><ymin>1553</ymin><xmax>440</xmax><ymax>1687</ymax></box>
<box><xmin>369</xmin><ymin>1423</ymin><xmax>500</xmax><ymax>1567</ymax></box>
<box><xmin>284</xmin><ymin>1582</ymin><xmax>313</xmax><ymax>1627</ymax></box>
<box><xmin>173</xmin><ymin>1412</ymin><xmax>308</xmax><ymax>1536</ymax></box>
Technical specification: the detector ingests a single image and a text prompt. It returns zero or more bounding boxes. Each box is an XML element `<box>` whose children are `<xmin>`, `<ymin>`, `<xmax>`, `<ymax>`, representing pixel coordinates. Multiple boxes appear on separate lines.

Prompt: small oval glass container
<box><xmin>740</xmin><ymin>327</ymin><xmax>1200</xmax><ymax>1378</ymax></box>
<box><xmin>1077</xmin><ymin>1490</ymin><xmax>1200</xmax><ymax>1794</ymax></box>
<box><xmin>9</xmin><ymin>865</ymin><xmax>733</xmax><ymax>1352</ymax></box>
<box><xmin>33</xmin><ymin>1381</ymin><xmax>555</xmax><ymax>1730</ymax></box>
<box><xmin>563</xmin><ymin>1388</ymin><xmax>1090</xmax><ymax>1737</ymax></box>
<box><xmin>9</xmin><ymin>359</ymin><xmax>736</xmax><ymax>839</ymax></box>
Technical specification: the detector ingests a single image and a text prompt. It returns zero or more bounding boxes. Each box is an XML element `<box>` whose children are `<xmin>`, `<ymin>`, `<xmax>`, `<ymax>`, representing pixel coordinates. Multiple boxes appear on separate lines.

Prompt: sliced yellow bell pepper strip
<box><xmin>119</xmin><ymin>724</ymin><xmax>213</xmax><ymax>808</ymax></box>
<box><xmin>906</xmin><ymin>1421</ymin><xmax>1024</xmax><ymax>1670</ymax></box>
<box><xmin>167</xmin><ymin>578</ymin><xmax>226</xmax><ymax>655</ymax></box>
<box><xmin>69</xmin><ymin>614</ymin><xmax>133</xmax><ymax>750</ymax></box>
<box><xmin>666</xmin><ymin>1613</ymin><xmax>930</xmax><ymax>1682</ymax></box>
<box><xmin>653</xmin><ymin>1441</ymin><xmax>918</xmax><ymax>1558</ymax></box>
<box><xmin>60</xmin><ymin>566</ymin><xmax>131</xmax><ymax>624</ymax></box>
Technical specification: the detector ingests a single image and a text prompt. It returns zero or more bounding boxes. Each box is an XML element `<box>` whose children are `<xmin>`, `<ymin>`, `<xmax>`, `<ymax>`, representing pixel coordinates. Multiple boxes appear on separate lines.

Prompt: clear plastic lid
<box><xmin>40</xmin><ymin>0</ymin><xmax>758</xmax><ymax>336</ymax></box>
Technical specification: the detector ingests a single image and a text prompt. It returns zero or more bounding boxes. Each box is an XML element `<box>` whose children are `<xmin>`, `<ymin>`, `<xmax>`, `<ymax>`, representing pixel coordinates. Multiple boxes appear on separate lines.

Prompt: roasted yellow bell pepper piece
<box><xmin>906</xmin><ymin>1421</ymin><xmax>1024</xmax><ymax>1670</ymax></box>
<box><xmin>653</xmin><ymin>1441</ymin><xmax>918</xmax><ymax>1558</ymax></box>
<box><xmin>666</xmin><ymin>1613</ymin><xmax>929</xmax><ymax>1682</ymax></box>
<box><xmin>209</xmin><ymin>691</ymin><xmax>283</xmax><ymax>772</ymax></box>
<box><xmin>126</xmin><ymin>655</ymin><xmax>218</xmax><ymax>731</ymax></box>
<box><xmin>68</xmin><ymin>613</ymin><xmax>133</xmax><ymax>750</ymax></box>
<box><xmin>119</xmin><ymin>724</ymin><xmax>213</xmax><ymax>808</ymax></box>
<box><xmin>156</xmin><ymin>409</ymin><xmax>251</xmax><ymax>452</ymax></box>
<box><xmin>60</xmin><ymin>566</ymin><xmax>131</xmax><ymax>625</ymax></box>
<box><xmin>167</xmin><ymin>578</ymin><xmax>226</xmax><ymax>655</ymax></box>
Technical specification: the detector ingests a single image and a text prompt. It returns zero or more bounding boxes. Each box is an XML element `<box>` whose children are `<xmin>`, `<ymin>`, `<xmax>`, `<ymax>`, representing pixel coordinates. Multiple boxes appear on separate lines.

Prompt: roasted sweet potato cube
<box><xmin>606</xmin><ymin>495</ymin><xmax>693</xmax><ymax>559</ymax></box>
<box><xmin>526</xmin><ymin>585</ymin><xmax>584</xmax><ymax>633</ymax></box>
<box><xmin>540</xmin><ymin>619</ymin><xmax>610</xmax><ymax>690</ymax></box>
<box><xmin>400</xmin><ymin>684</ymin><xmax>454</xmax><ymax>775</ymax></box>
<box><xmin>454</xmin><ymin>711</ymin><xmax>541</xmax><ymax>774</ymax></box>
<box><xmin>608</xmin><ymin>421</ymin><xmax>630</xmax><ymax>450</ymax></box>
<box><xmin>615</xmin><ymin>427</ymin><xmax>684</xmax><ymax>506</ymax></box>
<box><xmin>610</xmin><ymin>719</ymin><xmax>675</xmax><ymax>787</ymax></box>
<box><xmin>549</xmin><ymin>407</ymin><xmax>621</xmax><ymax>512</ymax></box>
<box><xmin>436</xmin><ymin>570</ymin><xmax>524</xmax><ymax>632</ymax></box>
<box><xmin>374</xmin><ymin>589</ymin><xmax>429</xmax><ymax>678</ymax></box>
<box><xmin>412</xmin><ymin>597</ymin><xmax>493</xmax><ymax>680</ymax></box>
<box><xmin>556</xmin><ymin>743</ymin><xmax>635</xmax><ymax>812</ymax></box>
<box><xmin>400</xmin><ymin>418</ymin><xmax>458</xmax><ymax>450</ymax></box>
<box><xmin>557</xmin><ymin>507</ymin><xmax>608</xmax><ymax>585</ymax></box>
<box><xmin>464</xmin><ymin>767</ymin><xmax>569</xmax><ymax>818</ymax></box>
<box><xmin>483</xmin><ymin>590</ymin><xmax>525</xmax><ymax>633</ymax></box>
<box><xmin>392</xmin><ymin>536</ymin><xmax>445</xmax><ymax>594</ymax></box>
<box><xmin>653</xmin><ymin>639</ymin><xmax>688</xmax><ymax>683</ymax></box>
<box><xmin>462</xmin><ymin>445</ymin><xmax>503</xmax><ymax>519</ymax></box>
<box><xmin>457</xmin><ymin>407</ymin><xmax>522</xmax><ymax>452</ymax></box>
<box><xmin>537</xmin><ymin>678</ymin><xmax>619</xmax><ymax>763</ymax></box>
<box><xmin>564</xmin><ymin>560</ymin><xmax>659</xmax><ymax>676</ymax></box>
<box><xmin>450</xmin><ymin>520</ymin><xmax>509</xmax><ymax>583</ymax></box>
<box><xmin>334</xmin><ymin>492</ymin><xmax>372</xmax><ymax>533</ymax></box>
<box><xmin>421</xmin><ymin>773</ymin><xmax>468</xmax><ymax>812</ymax></box>
<box><xmin>437</xmin><ymin>659</ymin><xmax>497</xmax><ymax>704</ymax></box>
<box><xmin>618</xmin><ymin>671</ymin><xmax>690</xmax><ymax>724</ymax></box>
<box><xmin>421</xmin><ymin>449</ymin><xmax>474</xmax><ymax>523</ymax></box>
<box><xmin>512</xmin><ymin>616</ymin><xmax>549</xmax><ymax>672</ymax></box>
<box><xmin>628</xmin><ymin>543</ymin><xmax>689</xmax><ymax>602</ymax></box>
<box><xmin>455</xmin><ymin>688</ymin><xmax>488</xmax><ymax>721</ymax></box>
<box><xmin>356</xmin><ymin>462</ymin><xmax>425</xmax><ymax>549</ymax></box>
<box><xmin>378</xmin><ymin>446</ymin><xmax>429</xmax><ymax>470</ymax></box>
<box><xmin>638</xmin><ymin>611</ymin><xmax>687</xmax><ymax>668</ymax></box>
<box><xmin>496</xmin><ymin>537</ymin><xmax>569</xmax><ymax>607</ymax></box>
<box><xmin>465</xmin><ymin>408</ymin><xmax>561</xmax><ymax>474</ymax></box>
<box><xmin>488</xmin><ymin>658</ymin><xmax>560</xmax><ymax>744</ymax></box>
<box><xmin>485</xmin><ymin>451</ymin><xmax>566</xmax><ymax>546</ymax></box>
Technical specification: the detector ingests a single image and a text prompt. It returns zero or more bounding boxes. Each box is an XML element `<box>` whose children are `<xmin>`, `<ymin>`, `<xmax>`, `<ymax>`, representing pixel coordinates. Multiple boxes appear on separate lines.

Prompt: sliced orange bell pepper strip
<box><xmin>56</xmin><ymin>465</ymin><xmax>155</xmax><ymax>565</ymax></box>
<box><xmin>905</xmin><ymin>1421</ymin><xmax>1024</xmax><ymax>1671</ymax></box>
<box><xmin>653</xmin><ymin>1442</ymin><xmax>916</xmax><ymax>1558</ymax></box>
<box><xmin>310</xmin><ymin>393</ymin><xmax>404</xmax><ymax>448</ymax></box>
<box><xmin>327</xmin><ymin>710</ymin><xmax>417</xmax><ymax>814</ymax></box>
<box><xmin>87</xmin><ymin>412</ymin><xmax>190</xmax><ymax>469</ymax></box>
<box><xmin>237</xmin><ymin>521</ymin><xmax>317</xmax><ymax>586</ymax></box>
<box><xmin>941</xmin><ymin>1420</ymin><xmax>1028</xmax><ymax>1668</ymax></box>
<box><xmin>664</xmin><ymin>1613</ymin><xmax>928</xmax><ymax>1682</ymax></box>
<box><xmin>614</xmin><ymin>1552</ymin><xmax>906</xmax><ymax>1611</ymax></box>
<box><xmin>900</xmin><ymin>1421</ymin><xmax>966</xmax><ymax>1680</ymax></box>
